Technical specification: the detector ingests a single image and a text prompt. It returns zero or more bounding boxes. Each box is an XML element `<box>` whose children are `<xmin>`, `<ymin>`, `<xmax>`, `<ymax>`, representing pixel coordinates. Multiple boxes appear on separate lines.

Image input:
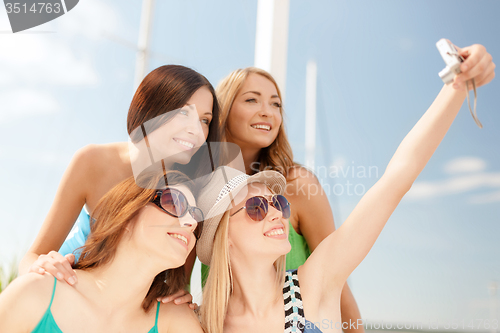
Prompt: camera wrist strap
<box><xmin>457</xmin><ymin>52</ymin><xmax>482</xmax><ymax>128</ymax></box>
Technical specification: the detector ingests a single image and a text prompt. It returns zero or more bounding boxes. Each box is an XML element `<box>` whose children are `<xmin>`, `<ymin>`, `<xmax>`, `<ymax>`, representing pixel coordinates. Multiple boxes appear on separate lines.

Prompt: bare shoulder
<box><xmin>285</xmin><ymin>165</ymin><xmax>325</xmax><ymax>201</ymax></box>
<box><xmin>70</xmin><ymin>143</ymin><xmax>128</xmax><ymax>180</ymax></box>
<box><xmin>0</xmin><ymin>273</ymin><xmax>56</xmax><ymax>332</ymax></box>
<box><xmin>2</xmin><ymin>272</ymin><xmax>55</xmax><ymax>301</ymax></box>
<box><xmin>287</xmin><ymin>165</ymin><xmax>319</xmax><ymax>181</ymax></box>
<box><xmin>74</xmin><ymin>143</ymin><xmax>125</xmax><ymax>167</ymax></box>
<box><xmin>158</xmin><ymin>303</ymin><xmax>203</xmax><ymax>333</ymax></box>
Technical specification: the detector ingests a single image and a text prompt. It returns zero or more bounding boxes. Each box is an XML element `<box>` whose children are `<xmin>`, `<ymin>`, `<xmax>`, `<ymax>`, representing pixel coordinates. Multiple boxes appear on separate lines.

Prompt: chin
<box><xmin>258</xmin><ymin>140</ymin><xmax>275</xmax><ymax>149</ymax></box>
<box><xmin>168</xmin><ymin>255</ymin><xmax>188</xmax><ymax>269</ymax></box>
<box><xmin>172</xmin><ymin>152</ymin><xmax>197</xmax><ymax>165</ymax></box>
<box><xmin>282</xmin><ymin>242</ymin><xmax>292</xmax><ymax>255</ymax></box>
<box><xmin>267</xmin><ymin>240</ymin><xmax>291</xmax><ymax>257</ymax></box>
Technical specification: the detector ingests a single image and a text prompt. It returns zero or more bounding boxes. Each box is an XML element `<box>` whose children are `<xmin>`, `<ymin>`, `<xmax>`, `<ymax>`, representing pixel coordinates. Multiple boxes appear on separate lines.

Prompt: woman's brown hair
<box><xmin>216</xmin><ymin>67</ymin><xmax>296</xmax><ymax>179</ymax></box>
<box><xmin>73</xmin><ymin>170</ymin><xmax>193</xmax><ymax>312</ymax></box>
<box><xmin>127</xmin><ymin>64</ymin><xmax>220</xmax><ymax>143</ymax></box>
<box><xmin>127</xmin><ymin>65</ymin><xmax>222</xmax><ymax>179</ymax></box>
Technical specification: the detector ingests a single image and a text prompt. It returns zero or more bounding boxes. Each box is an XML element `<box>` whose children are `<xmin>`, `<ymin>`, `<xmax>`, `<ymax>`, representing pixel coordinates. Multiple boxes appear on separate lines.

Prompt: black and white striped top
<box><xmin>283</xmin><ymin>269</ymin><xmax>323</xmax><ymax>333</ymax></box>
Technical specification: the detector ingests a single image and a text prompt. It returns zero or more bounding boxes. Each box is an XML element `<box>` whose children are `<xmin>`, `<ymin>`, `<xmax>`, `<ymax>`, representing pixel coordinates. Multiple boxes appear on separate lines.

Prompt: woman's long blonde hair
<box><xmin>216</xmin><ymin>67</ymin><xmax>296</xmax><ymax>179</ymax></box>
<box><xmin>200</xmin><ymin>211</ymin><xmax>287</xmax><ymax>333</ymax></box>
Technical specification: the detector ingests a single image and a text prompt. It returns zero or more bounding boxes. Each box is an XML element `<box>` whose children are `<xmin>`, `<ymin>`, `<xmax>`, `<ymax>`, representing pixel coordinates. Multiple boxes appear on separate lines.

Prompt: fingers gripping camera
<box><xmin>436</xmin><ymin>39</ymin><xmax>463</xmax><ymax>84</ymax></box>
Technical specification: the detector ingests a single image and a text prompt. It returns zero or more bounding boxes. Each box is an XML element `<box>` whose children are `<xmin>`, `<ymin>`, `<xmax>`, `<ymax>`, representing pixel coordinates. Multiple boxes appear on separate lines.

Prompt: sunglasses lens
<box><xmin>245</xmin><ymin>196</ymin><xmax>268</xmax><ymax>221</ymax></box>
<box><xmin>189</xmin><ymin>207</ymin><xmax>204</xmax><ymax>223</ymax></box>
<box><xmin>161</xmin><ymin>189</ymin><xmax>187</xmax><ymax>217</ymax></box>
<box><xmin>273</xmin><ymin>195</ymin><xmax>291</xmax><ymax>219</ymax></box>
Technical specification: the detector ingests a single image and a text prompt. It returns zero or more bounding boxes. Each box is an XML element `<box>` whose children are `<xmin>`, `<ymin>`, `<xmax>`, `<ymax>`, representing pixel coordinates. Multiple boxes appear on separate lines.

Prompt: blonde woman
<box><xmin>210</xmin><ymin>68</ymin><xmax>363</xmax><ymax>328</ymax></box>
<box><xmin>197</xmin><ymin>42</ymin><xmax>494</xmax><ymax>333</ymax></box>
<box><xmin>0</xmin><ymin>171</ymin><xmax>204</xmax><ymax>332</ymax></box>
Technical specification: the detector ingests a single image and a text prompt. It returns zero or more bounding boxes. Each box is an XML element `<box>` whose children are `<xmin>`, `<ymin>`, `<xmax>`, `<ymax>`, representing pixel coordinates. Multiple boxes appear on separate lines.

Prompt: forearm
<box><xmin>384</xmin><ymin>85</ymin><xmax>466</xmax><ymax>191</ymax></box>
<box><xmin>18</xmin><ymin>252</ymin><xmax>39</xmax><ymax>275</ymax></box>
<box><xmin>341</xmin><ymin>283</ymin><xmax>364</xmax><ymax>333</ymax></box>
<box><xmin>322</xmin><ymin>86</ymin><xmax>467</xmax><ymax>283</ymax></box>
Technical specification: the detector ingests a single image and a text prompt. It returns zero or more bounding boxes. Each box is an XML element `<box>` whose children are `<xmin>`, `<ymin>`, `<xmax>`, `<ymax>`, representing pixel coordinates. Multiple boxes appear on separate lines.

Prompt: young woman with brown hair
<box><xmin>0</xmin><ymin>171</ymin><xmax>204</xmax><ymax>332</ymax></box>
<box><xmin>19</xmin><ymin>65</ymin><xmax>220</xmax><ymax>307</ymax></box>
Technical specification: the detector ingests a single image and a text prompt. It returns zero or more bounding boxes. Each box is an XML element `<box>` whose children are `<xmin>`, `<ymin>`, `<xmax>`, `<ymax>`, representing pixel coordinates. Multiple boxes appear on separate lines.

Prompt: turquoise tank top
<box><xmin>59</xmin><ymin>209</ymin><xmax>91</xmax><ymax>261</ymax></box>
<box><xmin>31</xmin><ymin>277</ymin><xmax>161</xmax><ymax>333</ymax></box>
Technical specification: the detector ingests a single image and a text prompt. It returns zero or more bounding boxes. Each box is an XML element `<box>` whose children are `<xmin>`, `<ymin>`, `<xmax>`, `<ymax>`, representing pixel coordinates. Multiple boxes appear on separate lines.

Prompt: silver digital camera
<box><xmin>436</xmin><ymin>38</ymin><xmax>463</xmax><ymax>84</ymax></box>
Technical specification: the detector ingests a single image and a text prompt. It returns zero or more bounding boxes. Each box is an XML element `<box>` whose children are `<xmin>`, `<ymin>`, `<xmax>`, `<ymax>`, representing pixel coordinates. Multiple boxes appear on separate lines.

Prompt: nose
<box><xmin>258</xmin><ymin>103</ymin><xmax>273</xmax><ymax>118</ymax></box>
<box><xmin>267</xmin><ymin>204</ymin><xmax>283</xmax><ymax>222</ymax></box>
<box><xmin>185</xmin><ymin>116</ymin><xmax>202</xmax><ymax>135</ymax></box>
<box><xmin>185</xmin><ymin>120</ymin><xmax>205</xmax><ymax>145</ymax></box>
<box><xmin>178</xmin><ymin>213</ymin><xmax>198</xmax><ymax>233</ymax></box>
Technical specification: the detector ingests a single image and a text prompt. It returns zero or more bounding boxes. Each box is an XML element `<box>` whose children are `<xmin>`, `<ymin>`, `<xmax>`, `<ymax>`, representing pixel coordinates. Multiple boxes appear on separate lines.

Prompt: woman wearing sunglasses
<box><xmin>0</xmin><ymin>171</ymin><xmax>205</xmax><ymax>332</ymax></box>
<box><xmin>212</xmin><ymin>68</ymin><xmax>363</xmax><ymax>329</ymax></box>
<box><xmin>18</xmin><ymin>65</ymin><xmax>220</xmax><ymax>307</ymax></box>
<box><xmin>197</xmin><ymin>42</ymin><xmax>494</xmax><ymax>333</ymax></box>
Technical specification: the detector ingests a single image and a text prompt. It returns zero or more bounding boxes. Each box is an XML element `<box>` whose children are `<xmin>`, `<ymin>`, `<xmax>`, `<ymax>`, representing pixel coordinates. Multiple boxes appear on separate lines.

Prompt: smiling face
<box><xmin>145</xmin><ymin>85</ymin><xmax>214</xmax><ymax>166</ymax></box>
<box><xmin>226</xmin><ymin>73</ymin><xmax>282</xmax><ymax>151</ymax></box>
<box><xmin>227</xmin><ymin>183</ymin><xmax>291</xmax><ymax>262</ymax></box>
<box><xmin>130</xmin><ymin>185</ymin><xmax>199</xmax><ymax>269</ymax></box>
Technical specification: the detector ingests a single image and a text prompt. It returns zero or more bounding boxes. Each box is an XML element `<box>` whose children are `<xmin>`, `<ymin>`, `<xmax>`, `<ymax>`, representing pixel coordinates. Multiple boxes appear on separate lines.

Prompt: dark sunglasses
<box><xmin>151</xmin><ymin>188</ymin><xmax>204</xmax><ymax>239</ymax></box>
<box><xmin>230</xmin><ymin>194</ymin><xmax>291</xmax><ymax>221</ymax></box>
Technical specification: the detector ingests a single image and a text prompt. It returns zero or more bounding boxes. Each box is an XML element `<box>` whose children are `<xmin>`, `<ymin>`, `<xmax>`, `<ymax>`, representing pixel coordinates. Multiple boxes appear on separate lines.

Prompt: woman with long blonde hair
<box><xmin>208</xmin><ymin>67</ymin><xmax>363</xmax><ymax>328</ymax></box>
<box><xmin>198</xmin><ymin>42</ymin><xmax>494</xmax><ymax>333</ymax></box>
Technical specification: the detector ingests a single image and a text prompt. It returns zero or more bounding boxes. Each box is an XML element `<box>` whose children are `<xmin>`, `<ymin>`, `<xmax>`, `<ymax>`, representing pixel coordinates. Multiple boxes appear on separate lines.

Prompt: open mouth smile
<box><xmin>173</xmin><ymin>138</ymin><xmax>195</xmax><ymax>149</ymax></box>
<box><xmin>264</xmin><ymin>227</ymin><xmax>285</xmax><ymax>238</ymax></box>
<box><xmin>251</xmin><ymin>124</ymin><xmax>271</xmax><ymax>131</ymax></box>
<box><xmin>168</xmin><ymin>233</ymin><xmax>188</xmax><ymax>247</ymax></box>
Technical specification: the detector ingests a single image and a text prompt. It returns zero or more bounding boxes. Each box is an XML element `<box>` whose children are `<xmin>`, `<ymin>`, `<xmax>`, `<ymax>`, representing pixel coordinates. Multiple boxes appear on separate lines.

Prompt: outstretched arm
<box><xmin>301</xmin><ymin>43</ymin><xmax>495</xmax><ymax>294</ymax></box>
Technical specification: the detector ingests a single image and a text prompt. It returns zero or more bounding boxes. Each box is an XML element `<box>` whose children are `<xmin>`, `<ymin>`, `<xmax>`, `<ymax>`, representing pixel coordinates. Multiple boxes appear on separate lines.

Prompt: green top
<box><xmin>285</xmin><ymin>219</ymin><xmax>311</xmax><ymax>270</ymax></box>
<box><xmin>201</xmin><ymin>220</ymin><xmax>311</xmax><ymax>287</ymax></box>
<box><xmin>31</xmin><ymin>277</ymin><xmax>161</xmax><ymax>333</ymax></box>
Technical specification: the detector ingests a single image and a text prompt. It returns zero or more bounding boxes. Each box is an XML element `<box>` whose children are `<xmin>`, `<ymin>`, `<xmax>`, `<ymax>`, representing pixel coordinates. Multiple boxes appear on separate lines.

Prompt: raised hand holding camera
<box><xmin>437</xmin><ymin>39</ymin><xmax>496</xmax><ymax>128</ymax></box>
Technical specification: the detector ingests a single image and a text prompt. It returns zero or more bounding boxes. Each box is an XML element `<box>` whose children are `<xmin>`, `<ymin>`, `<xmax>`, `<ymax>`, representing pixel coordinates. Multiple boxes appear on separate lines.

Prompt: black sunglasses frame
<box><xmin>151</xmin><ymin>188</ymin><xmax>204</xmax><ymax>239</ymax></box>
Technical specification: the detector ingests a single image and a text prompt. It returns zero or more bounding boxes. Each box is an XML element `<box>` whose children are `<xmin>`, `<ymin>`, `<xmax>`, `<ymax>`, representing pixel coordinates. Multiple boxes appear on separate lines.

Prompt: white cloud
<box><xmin>406</xmin><ymin>157</ymin><xmax>500</xmax><ymax>202</ymax></box>
<box><xmin>407</xmin><ymin>173</ymin><xmax>500</xmax><ymax>200</ymax></box>
<box><xmin>0</xmin><ymin>89</ymin><xmax>59</xmax><ymax>123</ymax></box>
<box><xmin>468</xmin><ymin>190</ymin><xmax>500</xmax><ymax>204</ymax></box>
<box><xmin>0</xmin><ymin>0</ymin><xmax>128</xmax><ymax>88</ymax></box>
<box><xmin>55</xmin><ymin>0</ymin><xmax>126</xmax><ymax>41</ymax></box>
<box><xmin>444</xmin><ymin>157</ymin><xmax>487</xmax><ymax>174</ymax></box>
<box><xmin>0</xmin><ymin>34</ymin><xmax>99</xmax><ymax>86</ymax></box>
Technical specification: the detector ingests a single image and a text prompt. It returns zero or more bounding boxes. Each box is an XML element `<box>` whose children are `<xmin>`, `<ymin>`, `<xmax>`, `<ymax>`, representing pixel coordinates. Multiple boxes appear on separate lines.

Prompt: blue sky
<box><xmin>0</xmin><ymin>0</ymin><xmax>499</xmax><ymax>326</ymax></box>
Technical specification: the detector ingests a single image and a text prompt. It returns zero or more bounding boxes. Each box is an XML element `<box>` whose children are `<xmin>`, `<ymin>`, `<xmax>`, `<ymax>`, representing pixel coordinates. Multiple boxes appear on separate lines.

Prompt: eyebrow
<box><xmin>242</xmin><ymin>91</ymin><xmax>280</xmax><ymax>99</ymax></box>
<box><xmin>185</xmin><ymin>104</ymin><xmax>213</xmax><ymax>116</ymax></box>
